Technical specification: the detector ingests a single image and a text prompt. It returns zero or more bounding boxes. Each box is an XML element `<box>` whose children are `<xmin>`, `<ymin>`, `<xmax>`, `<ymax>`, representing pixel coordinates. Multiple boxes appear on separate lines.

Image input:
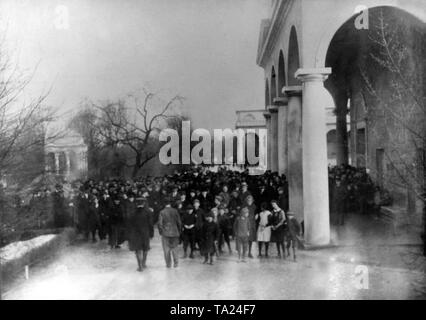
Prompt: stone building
<box><xmin>257</xmin><ymin>0</ymin><xmax>425</xmax><ymax>246</ymax></box>
<box><xmin>45</xmin><ymin>129</ymin><xmax>88</xmax><ymax>181</ymax></box>
<box><xmin>235</xmin><ymin>109</ymin><xmax>268</xmax><ymax>174</ymax></box>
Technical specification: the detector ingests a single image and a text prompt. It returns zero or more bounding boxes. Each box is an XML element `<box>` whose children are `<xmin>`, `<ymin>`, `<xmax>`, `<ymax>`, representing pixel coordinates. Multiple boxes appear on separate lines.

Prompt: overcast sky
<box><xmin>0</xmin><ymin>0</ymin><xmax>269</xmax><ymax>130</ymax></box>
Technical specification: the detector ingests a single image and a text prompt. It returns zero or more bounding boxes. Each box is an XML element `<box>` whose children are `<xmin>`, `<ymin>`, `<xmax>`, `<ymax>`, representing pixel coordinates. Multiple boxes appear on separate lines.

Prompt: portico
<box><xmin>256</xmin><ymin>0</ymin><xmax>426</xmax><ymax>247</ymax></box>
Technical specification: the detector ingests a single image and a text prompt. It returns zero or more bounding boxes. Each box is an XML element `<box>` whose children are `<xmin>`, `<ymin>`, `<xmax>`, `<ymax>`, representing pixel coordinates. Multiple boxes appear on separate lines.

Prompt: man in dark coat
<box><xmin>127</xmin><ymin>198</ymin><xmax>154</xmax><ymax>272</ymax></box>
<box><xmin>52</xmin><ymin>185</ymin><xmax>67</xmax><ymax>228</ymax></box>
<box><xmin>239</xmin><ymin>182</ymin><xmax>252</xmax><ymax>206</ymax></box>
<box><xmin>109</xmin><ymin>197</ymin><xmax>125</xmax><ymax>249</ymax></box>
<box><xmin>149</xmin><ymin>184</ymin><xmax>162</xmax><ymax>223</ymax></box>
<box><xmin>181</xmin><ymin>204</ymin><xmax>197</xmax><ymax>258</ymax></box>
<box><xmin>193</xmin><ymin>199</ymin><xmax>206</xmax><ymax>252</ymax></box>
<box><xmin>277</xmin><ymin>186</ymin><xmax>289</xmax><ymax>213</ymax></box>
<box><xmin>199</xmin><ymin>187</ymin><xmax>213</xmax><ymax>212</ymax></box>
<box><xmin>98</xmin><ymin>192</ymin><xmax>112</xmax><ymax>241</ymax></box>
<box><xmin>86</xmin><ymin>194</ymin><xmax>100</xmax><ymax>242</ymax></box>
<box><xmin>158</xmin><ymin>197</ymin><xmax>182</xmax><ymax>268</ymax></box>
<box><xmin>201</xmin><ymin>212</ymin><xmax>219</xmax><ymax>265</ymax></box>
<box><xmin>77</xmin><ymin>190</ymin><xmax>90</xmax><ymax>235</ymax></box>
<box><xmin>332</xmin><ymin>179</ymin><xmax>347</xmax><ymax>225</ymax></box>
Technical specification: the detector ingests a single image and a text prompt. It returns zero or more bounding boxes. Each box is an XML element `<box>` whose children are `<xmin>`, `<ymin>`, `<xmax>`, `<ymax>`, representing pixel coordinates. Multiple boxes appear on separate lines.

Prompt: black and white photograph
<box><xmin>0</xmin><ymin>0</ymin><xmax>425</xmax><ymax>304</ymax></box>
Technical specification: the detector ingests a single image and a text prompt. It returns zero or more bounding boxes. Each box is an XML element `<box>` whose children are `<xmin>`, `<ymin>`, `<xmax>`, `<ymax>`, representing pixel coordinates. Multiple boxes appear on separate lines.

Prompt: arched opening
<box><xmin>324</xmin><ymin>6</ymin><xmax>425</xmax><ymax>213</ymax></box>
<box><xmin>265</xmin><ymin>79</ymin><xmax>270</xmax><ymax>108</ymax></box>
<box><xmin>270</xmin><ymin>66</ymin><xmax>277</xmax><ymax>104</ymax></box>
<box><xmin>245</xmin><ymin>132</ymin><xmax>260</xmax><ymax>167</ymax></box>
<box><xmin>288</xmin><ymin>26</ymin><xmax>300</xmax><ymax>86</ymax></box>
<box><xmin>277</xmin><ymin>50</ymin><xmax>286</xmax><ymax>97</ymax></box>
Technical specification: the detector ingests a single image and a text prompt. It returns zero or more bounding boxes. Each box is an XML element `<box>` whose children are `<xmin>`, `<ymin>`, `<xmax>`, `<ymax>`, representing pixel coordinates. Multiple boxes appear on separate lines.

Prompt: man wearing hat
<box><xmin>239</xmin><ymin>182</ymin><xmax>252</xmax><ymax>206</ymax></box>
<box><xmin>181</xmin><ymin>204</ymin><xmax>196</xmax><ymax>258</ymax></box>
<box><xmin>158</xmin><ymin>197</ymin><xmax>182</xmax><ymax>268</ymax></box>
<box><xmin>278</xmin><ymin>186</ymin><xmax>289</xmax><ymax>213</ymax></box>
<box><xmin>109</xmin><ymin>196</ymin><xmax>126</xmax><ymax>249</ymax></box>
<box><xmin>193</xmin><ymin>198</ymin><xmax>206</xmax><ymax>252</ymax></box>
<box><xmin>127</xmin><ymin>197</ymin><xmax>154</xmax><ymax>271</ymax></box>
<box><xmin>200</xmin><ymin>211</ymin><xmax>219</xmax><ymax>265</ymax></box>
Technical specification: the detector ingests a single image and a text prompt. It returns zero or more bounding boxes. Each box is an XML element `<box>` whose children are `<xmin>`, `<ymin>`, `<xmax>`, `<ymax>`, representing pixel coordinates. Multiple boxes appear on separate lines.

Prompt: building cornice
<box><xmin>256</xmin><ymin>0</ymin><xmax>293</xmax><ymax>68</ymax></box>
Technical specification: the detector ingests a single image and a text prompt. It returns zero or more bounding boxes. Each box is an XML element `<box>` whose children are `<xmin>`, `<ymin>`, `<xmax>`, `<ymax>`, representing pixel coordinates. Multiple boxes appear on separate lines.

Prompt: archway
<box><xmin>277</xmin><ymin>50</ymin><xmax>286</xmax><ymax>97</ymax></box>
<box><xmin>245</xmin><ymin>132</ymin><xmax>260</xmax><ymax>167</ymax></box>
<box><xmin>270</xmin><ymin>66</ymin><xmax>277</xmax><ymax>104</ymax></box>
<box><xmin>288</xmin><ymin>26</ymin><xmax>300</xmax><ymax>86</ymax></box>
<box><xmin>324</xmin><ymin>6</ymin><xmax>425</xmax><ymax>211</ymax></box>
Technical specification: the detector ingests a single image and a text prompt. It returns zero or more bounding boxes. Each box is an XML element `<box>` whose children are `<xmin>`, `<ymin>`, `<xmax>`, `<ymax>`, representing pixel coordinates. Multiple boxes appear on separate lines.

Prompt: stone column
<box><xmin>65</xmin><ymin>151</ymin><xmax>71</xmax><ymax>176</ymax></box>
<box><xmin>283</xmin><ymin>86</ymin><xmax>303</xmax><ymax>223</ymax></box>
<box><xmin>296</xmin><ymin>68</ymin><xmax>331</xmax><ymax>247</ymax></box>
<box><xmin>54</xmin><ymin>152</ymin><xmax>60</xmax><ymax>174</ymax></box>
<box><xmin>263</xmin><ymin>112</ymin><xmax>272</xmax><ymax>171</ymax></box>
<box><xmin>274</xmin><ymin>97</ymin><xmax>289</xmax><ymax>176</ymax></box>
<box><xmin>267</xmin><ymin>106</ymin><xmax>279</xmax><ymax>173</ymax></box>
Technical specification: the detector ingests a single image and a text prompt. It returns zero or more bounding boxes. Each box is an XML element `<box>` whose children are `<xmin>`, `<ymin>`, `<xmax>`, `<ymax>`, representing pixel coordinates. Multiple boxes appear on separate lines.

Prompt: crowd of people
<box><xmin>20</xmin><ymin>164</ymin><xmax>384</xmax><ymax>271</ymax></box>
<box><xmin>329</xmin><ymin>164</ymin><xmax>389</xmax><ymax>225</ymax></box>
<box><xmin>47</xmin><ymin>167</ymin><xmax>302</xmax><ymax>271</ymax></box>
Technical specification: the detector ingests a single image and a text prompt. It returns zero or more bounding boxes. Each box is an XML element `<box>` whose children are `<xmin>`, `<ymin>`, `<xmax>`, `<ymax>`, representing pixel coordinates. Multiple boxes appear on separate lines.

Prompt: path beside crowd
<box><xmin>4</xmin><ymin>212</ymin><xmax>426</xmax><ymax>300</ymax></box>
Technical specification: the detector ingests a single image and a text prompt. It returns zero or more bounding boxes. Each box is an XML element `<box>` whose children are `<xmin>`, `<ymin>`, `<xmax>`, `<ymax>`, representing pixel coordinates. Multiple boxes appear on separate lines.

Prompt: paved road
<box><xmin>3</xmin><ymin>229</ymin><xmax>426</xmax><ymax>300</ymax></box>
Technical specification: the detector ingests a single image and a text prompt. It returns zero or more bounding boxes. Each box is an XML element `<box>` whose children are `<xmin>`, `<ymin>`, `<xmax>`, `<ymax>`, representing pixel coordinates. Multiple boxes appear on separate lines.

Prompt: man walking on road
<box><xmin>158</xmin><ymin>197</ymin><xmax>182</xmax><ymax>268</ymax></box>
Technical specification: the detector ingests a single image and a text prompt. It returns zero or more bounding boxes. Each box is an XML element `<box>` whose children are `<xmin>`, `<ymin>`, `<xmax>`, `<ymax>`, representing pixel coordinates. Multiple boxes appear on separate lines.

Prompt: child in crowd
<box><xmin>233</xmin><ymin>207</ymin><xmax>251</xmax><ymax>262</ymax></box>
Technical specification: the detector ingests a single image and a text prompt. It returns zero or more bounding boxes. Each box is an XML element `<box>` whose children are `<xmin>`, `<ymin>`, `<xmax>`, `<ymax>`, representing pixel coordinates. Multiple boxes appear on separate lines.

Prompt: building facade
<box><xmin>45</xmin><ymin>130</ymin><xmax>88</xmax><ymax>181</ymax></box>
<box><xmin>235</xmin><ymin>109</ymin><xmax>268</xmax><ymax>174</ymax></box>
<box><xmin>257</xmin><ymin>0</ymin><xmax>425</xmax><ymax>246</ymax></box>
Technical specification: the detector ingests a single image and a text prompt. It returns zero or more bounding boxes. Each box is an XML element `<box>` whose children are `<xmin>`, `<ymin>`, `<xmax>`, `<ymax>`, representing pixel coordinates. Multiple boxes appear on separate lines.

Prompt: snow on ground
<box><xmin>0</xmin><ymin>234</ymin><xmax>56</xmax><ymax>262</ymax></box>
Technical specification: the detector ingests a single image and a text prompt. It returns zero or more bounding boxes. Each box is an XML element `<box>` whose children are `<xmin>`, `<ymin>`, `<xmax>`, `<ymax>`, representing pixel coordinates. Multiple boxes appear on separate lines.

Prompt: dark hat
<box><xmin>185</xmin><ymin>204</ymin><xmax>194</xmax><ymax>210</ymax></box>
<box><xmin>205</xmin><ymin>211</ymin><xmax>214</xmax><ymax>219</ymax></box>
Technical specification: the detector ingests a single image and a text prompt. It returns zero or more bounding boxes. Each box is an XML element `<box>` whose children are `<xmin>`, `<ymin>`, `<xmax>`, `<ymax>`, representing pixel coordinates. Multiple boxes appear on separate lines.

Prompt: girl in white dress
<box><xmin>256</xmin><ymin>202</ymin><xmax>272</xmax><ymax>257</ymax></box>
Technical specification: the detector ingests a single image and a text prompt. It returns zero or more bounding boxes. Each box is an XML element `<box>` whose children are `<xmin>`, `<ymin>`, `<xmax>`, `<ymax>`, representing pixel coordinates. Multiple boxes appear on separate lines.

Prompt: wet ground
<box><xmin>3</xmin><ymin>213</ymin><xmax>426</xmax><ymax>300</ymax></box>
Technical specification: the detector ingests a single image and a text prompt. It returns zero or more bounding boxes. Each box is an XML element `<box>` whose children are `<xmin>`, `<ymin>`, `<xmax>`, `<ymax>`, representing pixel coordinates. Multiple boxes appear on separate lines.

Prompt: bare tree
<box><xmin>359</xmin><ymin>9</ymin><xmax>425</xmax><ymax>254</ymax></box>
<box><xmin>0</xmin><ymin>28</ymin><xmax>57</xmax><ymax>298</ymax></box>
<box><xmin>83</xmin><ymin>90</ymin><xmax>185</xmax><ymax>178</ymax></box>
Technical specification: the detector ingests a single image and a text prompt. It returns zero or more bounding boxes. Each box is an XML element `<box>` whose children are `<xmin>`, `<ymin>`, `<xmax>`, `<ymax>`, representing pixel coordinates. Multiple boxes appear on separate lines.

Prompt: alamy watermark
<box><xmin>158</xmin><ymin>121</ymin><xmax>267</xmax><ymax>170</ymax></box>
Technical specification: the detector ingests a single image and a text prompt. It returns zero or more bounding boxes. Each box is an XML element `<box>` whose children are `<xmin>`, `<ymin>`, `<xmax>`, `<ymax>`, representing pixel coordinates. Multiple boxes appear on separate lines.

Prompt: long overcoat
<box><xmin>127</xmin><ymin>207</ymin><xmax>154</xmax><ymax>252</ymax></box>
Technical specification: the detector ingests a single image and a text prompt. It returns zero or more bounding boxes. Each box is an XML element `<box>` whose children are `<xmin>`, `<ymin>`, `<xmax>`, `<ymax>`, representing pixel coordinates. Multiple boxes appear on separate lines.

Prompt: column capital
<box><xmin>283</xmin><ymin>85</ymin><xmax>303</xmax><ymax>97</ymax></box>
<box><xmin>273</xmin><ymin>97</ymin><xmax>288</xmax><ymax>106</ymax></box>
<box><xmin>267</xmin><ymin>105</ymin><xmax>278</xmax><ymax>113</ymax></box>
<box><xmin>263</xmin><ymin>111</ymin><xmax>271</xmax><ymax>119</ymax></box>
<box><xmin>295</xmin><ymin>68</ymin><xmax>332</xmax><ymax>83</ymax></box>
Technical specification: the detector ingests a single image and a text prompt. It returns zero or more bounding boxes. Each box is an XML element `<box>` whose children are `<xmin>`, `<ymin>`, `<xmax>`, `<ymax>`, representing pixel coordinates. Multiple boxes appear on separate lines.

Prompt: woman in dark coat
<box><xmin>127</xmin><ymin>197</ymin><xmax>154</xmax><ymax>272</ymax></box>
<box><xmin>270</xmin><ymin>200</ymin><xmax>287</xmax><ymax>258</ymax></box>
